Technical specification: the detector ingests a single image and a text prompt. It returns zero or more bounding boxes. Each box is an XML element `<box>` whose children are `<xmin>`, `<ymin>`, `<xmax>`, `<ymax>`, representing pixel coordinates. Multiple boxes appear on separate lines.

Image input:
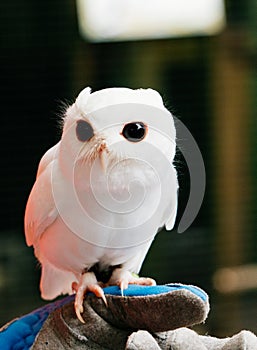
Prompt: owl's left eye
<box><xmin>76</xmin><ymin>120</ymin><xmax>94</xmax><ymax>142</ymax></box>
<box><xmin>122</xmin><ymin>122</ymin><xmax>147</xmax><ymax>142</ymax></box>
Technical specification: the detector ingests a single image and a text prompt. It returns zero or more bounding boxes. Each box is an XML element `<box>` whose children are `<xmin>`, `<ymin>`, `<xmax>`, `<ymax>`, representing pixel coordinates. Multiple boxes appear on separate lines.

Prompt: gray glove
<box><xmin>31</xmin><ymin>284</ymin><xmax>257</xmax><ymax>350</ymax></box>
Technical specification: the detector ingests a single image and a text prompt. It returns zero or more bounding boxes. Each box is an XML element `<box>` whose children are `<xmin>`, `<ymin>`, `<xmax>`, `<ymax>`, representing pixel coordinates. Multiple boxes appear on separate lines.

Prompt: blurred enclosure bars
<box><xmin>0</xmin><ymin>0</ymin><xmax>256</xmax><ymax>338</ymax></box>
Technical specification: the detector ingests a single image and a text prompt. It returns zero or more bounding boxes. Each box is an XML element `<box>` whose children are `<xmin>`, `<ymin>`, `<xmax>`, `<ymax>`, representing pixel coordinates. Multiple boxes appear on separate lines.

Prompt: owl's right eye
<box><xmin>76</xmin><ymin>120</ymin><xmax>94</xmax><ymax>142</ymax></box>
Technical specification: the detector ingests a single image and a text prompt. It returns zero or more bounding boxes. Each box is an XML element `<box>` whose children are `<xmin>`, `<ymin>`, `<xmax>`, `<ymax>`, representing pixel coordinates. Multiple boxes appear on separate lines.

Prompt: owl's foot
<box><xmin>109</xmin><ymin>268</ymin><xmax>156</xmax><ymax>296</ymax></box>
<box><xmin>72</xmin><ymin>271</ymin><xmax>107</xmax><ymax>323</ymax></box>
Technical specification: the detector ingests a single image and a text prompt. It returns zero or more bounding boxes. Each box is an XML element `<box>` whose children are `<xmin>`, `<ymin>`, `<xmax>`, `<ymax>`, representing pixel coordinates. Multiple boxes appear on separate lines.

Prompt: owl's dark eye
<box><xmin>122</xmin><ymin>122</ymin><xmax>147</xmax><ymax>142</ymax></box>
<box><xmin>76</xmin><ymin>120</ymin><xmax>94</xmax><ymax>142</ymax></box>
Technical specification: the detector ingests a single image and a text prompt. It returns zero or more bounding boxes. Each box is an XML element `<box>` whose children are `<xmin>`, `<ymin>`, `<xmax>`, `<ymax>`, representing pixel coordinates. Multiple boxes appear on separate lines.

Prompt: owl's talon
<box><xmin>75</xmin><ymin>302</ymin><xmax>85</xmax><ymax>323</ymax></box>
<box><xmin>74</xmin><ymin>286</ymin><xmax>86</xmax><ymax>323</ymax></box>
<box><xmin>102</xmin><ymin>293</ymin><xmax>108</xmax><ymax>306</ymax></box>
<box><xmin>92</xmin><ymin>284</ymin><xmax>108</xmax><ymax>306</ymax></box>
<box><xmin>72</xmin><ymin>272</ymin><xmax>107</xmax><ymax>323</ymax></box>
<box><xmin>110</xmin><ymin>268</ymin><xmax>156</xmax><ymax>296</ymax></box>
<box><xmin>119</xmin><ymin>279</ymin><xmax>128</xmax><ymax>296</ymax></box>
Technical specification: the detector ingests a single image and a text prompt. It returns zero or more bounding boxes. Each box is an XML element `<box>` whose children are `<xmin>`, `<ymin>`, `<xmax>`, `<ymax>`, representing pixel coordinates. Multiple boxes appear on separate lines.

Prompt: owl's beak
<box><xmin>99</xmin><ymin>141</ymin><xmax>108</xmax><ymax>172</ymax></box>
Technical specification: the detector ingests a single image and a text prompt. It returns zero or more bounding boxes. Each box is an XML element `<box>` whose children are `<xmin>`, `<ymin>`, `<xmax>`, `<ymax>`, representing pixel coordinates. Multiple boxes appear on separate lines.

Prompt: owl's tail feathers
<box><xmin>40</xmin><ymin>262</ymin><xmax>78</xmax><ymax>300</ymax></box>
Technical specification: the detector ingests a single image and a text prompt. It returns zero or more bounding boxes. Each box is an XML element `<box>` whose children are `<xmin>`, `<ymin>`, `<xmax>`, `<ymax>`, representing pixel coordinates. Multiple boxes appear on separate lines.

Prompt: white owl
<box><xmin>24</xmin><ymin>87</ymin><xmax>178</xmax><ymax>322</ymax></box>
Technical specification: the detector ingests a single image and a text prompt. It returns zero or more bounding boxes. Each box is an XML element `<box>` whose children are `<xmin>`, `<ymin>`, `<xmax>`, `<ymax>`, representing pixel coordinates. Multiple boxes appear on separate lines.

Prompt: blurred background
<box><xmin>0</xmin><ymin>0</ymin><xmax>256</xmax><ymax>337</ymax></box>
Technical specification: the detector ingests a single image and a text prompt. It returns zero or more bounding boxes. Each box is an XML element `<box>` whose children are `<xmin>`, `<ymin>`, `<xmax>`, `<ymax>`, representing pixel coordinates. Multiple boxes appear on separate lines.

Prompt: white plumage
<box><xmin>24</xmin><ymin>87</ymin><xmax>178</xmax><ymax>322</ymax></box>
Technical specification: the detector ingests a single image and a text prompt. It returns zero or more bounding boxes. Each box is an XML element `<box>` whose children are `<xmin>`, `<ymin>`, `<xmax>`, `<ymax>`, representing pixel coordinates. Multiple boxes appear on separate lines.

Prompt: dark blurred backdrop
<box><xmin>0</xmin><ymin>0</ymin><xmax>256</xmax><ymax>337</ymax></box>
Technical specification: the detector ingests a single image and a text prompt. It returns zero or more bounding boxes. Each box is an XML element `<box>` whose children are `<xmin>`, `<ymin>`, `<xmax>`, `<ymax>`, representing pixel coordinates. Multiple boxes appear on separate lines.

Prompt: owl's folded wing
<box><xmin>165</xmin><ymin>199</ymin><xmax>178</xmax><ymax>230</ymax></box>
<box><xmin>24</xmin><ymin>160</ymin><xmax>58</xmax><ymax>247</ymax></box>
<box><xmin>164</xmin><ymin>167</ymin><xmax>178</xmax><ymax>231</ymax></box>
<box><xmin>36</xmin><ymin>142</ymin><xmax>60</xmax><ymax>178</ymax></box>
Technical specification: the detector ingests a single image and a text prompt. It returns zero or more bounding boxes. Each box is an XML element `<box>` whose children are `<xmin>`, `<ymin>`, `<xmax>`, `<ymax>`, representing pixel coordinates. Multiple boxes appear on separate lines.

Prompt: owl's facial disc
<box><xmin>75</xmin><ymin>119</ymin><xmax>147</xmax><ymax>172</ymax></box>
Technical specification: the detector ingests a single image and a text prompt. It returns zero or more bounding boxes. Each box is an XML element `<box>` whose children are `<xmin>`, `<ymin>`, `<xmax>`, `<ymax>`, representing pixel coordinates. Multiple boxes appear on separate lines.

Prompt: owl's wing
<box><xmin>165</xmin><ymin>199</ymin><xmax>178</xmax><ymax>230</ymax></box>
<box><xmin>36</xmin><ymin>142</ymin><xmax>60</xmax><ymax>178</ymax></box>
<box><xmin>164</xmin><ymin>167</ymin><xmax>178</xmax><ymax>231</ymax></box>
<box><xmin>25</xmin><ymin>148</ymin><xmax>59</xmax><ymax>247</ymax></box>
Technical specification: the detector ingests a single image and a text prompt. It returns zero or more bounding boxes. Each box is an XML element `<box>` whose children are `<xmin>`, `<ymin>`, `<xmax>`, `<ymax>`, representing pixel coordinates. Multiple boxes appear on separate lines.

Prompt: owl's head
<box><xmin>61</xmin><ymin>87</ymin><xmax>176</xmax><ymax>170</ymax></box>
